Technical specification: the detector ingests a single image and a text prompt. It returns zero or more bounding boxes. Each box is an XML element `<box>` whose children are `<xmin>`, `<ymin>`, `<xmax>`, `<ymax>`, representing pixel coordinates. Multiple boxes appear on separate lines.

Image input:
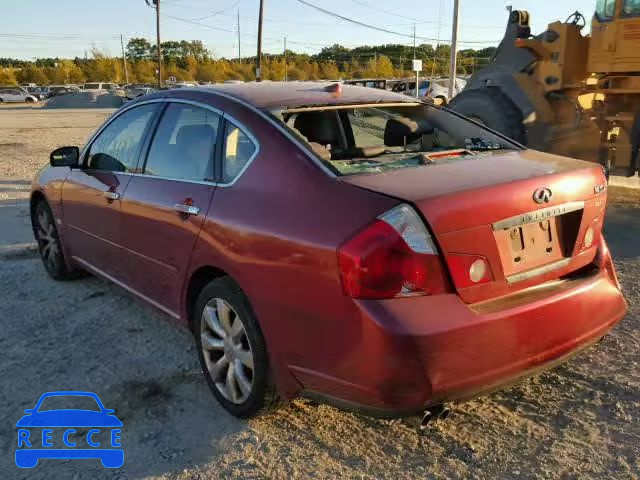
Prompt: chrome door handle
<box><xmin>173</xmin><ymin>203</ymin><xmax>200</xmax><ymax>216</ymax></box>
<box><xmin>103</xmin><ymin>191</ymin><xmax>121</xmax><ymax>200</ymax></box>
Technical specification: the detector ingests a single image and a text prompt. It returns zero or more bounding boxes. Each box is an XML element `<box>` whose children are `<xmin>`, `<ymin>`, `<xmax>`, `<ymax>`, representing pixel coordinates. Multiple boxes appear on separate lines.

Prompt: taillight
<box><xmin>337</xmin><ymin>204</ymin><xmax>450</xmax><ymax>299</ymax></box>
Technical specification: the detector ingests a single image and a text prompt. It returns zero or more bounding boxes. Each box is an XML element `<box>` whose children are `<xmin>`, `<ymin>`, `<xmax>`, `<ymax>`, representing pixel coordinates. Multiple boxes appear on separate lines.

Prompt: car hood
<box><xmin>16</xmin><ymin>410</ymin><xmax>123</xmax><ymax>427</ymax></box>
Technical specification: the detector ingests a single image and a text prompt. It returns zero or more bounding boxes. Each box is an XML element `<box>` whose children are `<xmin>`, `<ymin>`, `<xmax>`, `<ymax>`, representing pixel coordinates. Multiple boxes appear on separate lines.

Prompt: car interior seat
<box><xmin>175</xmin><ymin>123</ymin><xmax>216</xmax><ymax>180</ymax></box>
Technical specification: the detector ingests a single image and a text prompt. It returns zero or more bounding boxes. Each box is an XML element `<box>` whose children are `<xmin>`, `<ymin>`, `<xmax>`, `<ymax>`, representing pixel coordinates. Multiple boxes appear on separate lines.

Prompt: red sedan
<box><xmin>31</xmin><ymin>82</ymin><xmax>627</xmax><ymax>420</ymax></box>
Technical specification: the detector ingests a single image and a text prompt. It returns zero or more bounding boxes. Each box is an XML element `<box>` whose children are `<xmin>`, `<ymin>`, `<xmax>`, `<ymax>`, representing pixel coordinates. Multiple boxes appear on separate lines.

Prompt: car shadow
<box><xmin>1</xmin><ymin>262</ymin><xmax>248</xmax><ymax>479</ymax></box>
<box><xmin>604</xmin><ymin>206</ymin><xmax>640</xmax><ymax>260</ymax></box>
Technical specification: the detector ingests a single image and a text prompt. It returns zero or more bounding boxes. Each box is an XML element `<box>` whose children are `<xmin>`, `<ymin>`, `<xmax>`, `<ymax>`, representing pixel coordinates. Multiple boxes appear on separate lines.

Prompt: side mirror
<box><xmin>50</xmin><ymin>146</ymin><xmax>79</xmax><ymax>168</ymax></box>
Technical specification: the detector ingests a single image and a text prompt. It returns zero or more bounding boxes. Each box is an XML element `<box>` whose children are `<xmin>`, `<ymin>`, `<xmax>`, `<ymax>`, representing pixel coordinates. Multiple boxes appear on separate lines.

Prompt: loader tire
<box><xmin>448</xmin><ymin>88</ymin><xmax>527</xmax><ymax>145</ymax></box>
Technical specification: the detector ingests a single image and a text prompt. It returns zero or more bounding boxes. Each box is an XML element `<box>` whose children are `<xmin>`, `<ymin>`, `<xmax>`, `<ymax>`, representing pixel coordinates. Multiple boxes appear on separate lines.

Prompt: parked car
<box><xmin>48</xmin><ymin>85</ymin><xmax>81</xmax><ymax>97</ymax></box>
<box><xmin>170</xmin><ymin>82</ymin><xmax>198</xmax><ymax>89</ymax></box>
<box><xmin>403</xmin><ymin>77</ymin><xmax>467</xmax><ymax>104</ymax></box>
<box><xmin>83</xmin><ymin>82</ymin><xmax>118</xmax><ymax>92</ymax></box>
<box><xmin>0</xmin><ymin>88</ymin><xmax>38</xmax><ymax>103</ymax></box>
<box><xmin>29</xmin><ymin>87</ymin><xmax>49</xmax><ymax>100</ymax></box>
<box><xmin>124</xmin><ymin>86</ymin><xmax>155</xmax><ymax>100</ymax></box>
<box><xmin>30</xmin><ymin>82</ymin><xmax>626</xmax><ymax>420</ymax></box>
<box><xmin>25</xmin><ymin>86</ymin><xmax>48</xmax><ymax>101</ymax></box>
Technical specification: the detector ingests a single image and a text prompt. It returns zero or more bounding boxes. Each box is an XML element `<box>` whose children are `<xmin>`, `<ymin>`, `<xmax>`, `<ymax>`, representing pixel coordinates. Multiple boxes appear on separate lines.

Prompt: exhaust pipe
<box><xmin>420</xmin><ymin>404</ymin><xmax>451</xmax><ymax>430</ymax></box>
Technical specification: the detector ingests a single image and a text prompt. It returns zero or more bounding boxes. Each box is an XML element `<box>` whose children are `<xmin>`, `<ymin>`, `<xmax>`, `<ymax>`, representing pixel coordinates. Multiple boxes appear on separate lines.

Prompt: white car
<box><xmin>83</xmin><ymin>82</ymin><xmax>118</xmax><ymax>92</ymax></box>
<box><xmin>406</xmin><ymin>77</ymin><xmax>467</xmax><ymax>104</ymax></box>
<box><xmin>0</xmin><ymin>88</ymin><xmax>38</xmax><ymax>103</ymax></box>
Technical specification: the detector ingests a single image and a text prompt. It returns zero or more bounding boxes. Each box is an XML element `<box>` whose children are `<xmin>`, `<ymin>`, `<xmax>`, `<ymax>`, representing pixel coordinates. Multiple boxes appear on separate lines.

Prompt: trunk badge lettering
<box><xmin>533</xmin><ymin>187</ymin><xmax>553</xmax><ymax>204</ymax></box>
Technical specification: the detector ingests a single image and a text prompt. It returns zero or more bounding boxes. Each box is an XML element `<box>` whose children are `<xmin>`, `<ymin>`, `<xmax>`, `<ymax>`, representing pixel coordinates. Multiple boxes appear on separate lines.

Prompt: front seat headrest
<box><xmin>384</xmin><ymin>117</ymin><xmax>434</xmax><ymax>146</ymax></box>
<box><xmin>293</xmin><ymin>111</ymin><xmax>340</xmax><ymax>146</ymax></box>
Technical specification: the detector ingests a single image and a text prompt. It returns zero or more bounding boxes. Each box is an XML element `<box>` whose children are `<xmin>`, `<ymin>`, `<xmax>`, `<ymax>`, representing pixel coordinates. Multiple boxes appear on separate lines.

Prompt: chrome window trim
<box><xmin>80</xmin><ymin>91</ymin><xmax>336</xmax><ymax>185</ymax></box>
<box><xmin>202</xmin><ymin>89</ymin><xmax>338</xmax><ymax>179</ymax></box>
<box><xmin>219</xmin><ymin>112</ymin><xmax>260</xmax><ymax>187</ymax></box>
<box><xmin>128</xmin><ymin>172</ymin><xmax>216</xmax><ymax>186</ymax></box>
<box><xmin>79</xmin><ymin>98</ymin><xmax>166</xmax><ymax>162</ymax></box>
<box><xmin>140</xmin><ymin>98</ymin><xmax>223</xmax><ymax>184</ymax></box>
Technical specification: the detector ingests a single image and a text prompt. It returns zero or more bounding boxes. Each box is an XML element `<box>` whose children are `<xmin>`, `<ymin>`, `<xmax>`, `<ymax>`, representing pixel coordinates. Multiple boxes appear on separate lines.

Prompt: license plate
<box><xmin>495</xmin><ymin>218</ymin><xmax>564</xmax><ymax>276</ymax></box>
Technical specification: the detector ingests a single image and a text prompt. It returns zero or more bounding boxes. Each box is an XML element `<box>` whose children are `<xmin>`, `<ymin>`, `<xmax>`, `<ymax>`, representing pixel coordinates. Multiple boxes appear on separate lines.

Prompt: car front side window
<box><xmin>86</xmin><ymin>103</ymin><xmax>158</xmax><ymax>173</ymax></box>
<box><xmin>222</xmin><ymin>122</ymin><xmax>257</xmax><ymax>183</ymax></box>
<box><xmin>143</xmin><ymin>102</ymin><xmax>220</xmax><ymax>182</ymax></box>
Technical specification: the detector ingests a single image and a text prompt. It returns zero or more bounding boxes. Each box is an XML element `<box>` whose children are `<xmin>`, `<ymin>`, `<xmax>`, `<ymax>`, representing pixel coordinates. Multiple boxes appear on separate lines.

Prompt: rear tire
<box><xmin>448</xmin><ymin>88</ymin><xmax>527</xmax><ymax>144</ymax></box>
<box><xmin>194</xmin><ymin>277</ymin><xmax>280</xmax><ymax>418</ymax></box>
<box><xmin>25</xmin><ymin>97</ymin><xmax>35</xmax><ymax>103</ymax></box>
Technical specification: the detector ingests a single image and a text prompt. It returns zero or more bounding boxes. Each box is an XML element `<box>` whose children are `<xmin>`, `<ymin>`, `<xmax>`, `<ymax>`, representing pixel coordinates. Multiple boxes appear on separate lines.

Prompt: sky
<box><xmin>1</xmin><ymin>0</ymin><xmax>596</xmax><ymax>60</ymax></box>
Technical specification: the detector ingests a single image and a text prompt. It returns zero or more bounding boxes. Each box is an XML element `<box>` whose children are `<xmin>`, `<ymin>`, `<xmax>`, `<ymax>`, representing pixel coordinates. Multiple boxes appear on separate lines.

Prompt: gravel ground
<box><xmin>0</xmin><ymin>110</ymin><xmax>639</xmax><ymax>479</ymax></box>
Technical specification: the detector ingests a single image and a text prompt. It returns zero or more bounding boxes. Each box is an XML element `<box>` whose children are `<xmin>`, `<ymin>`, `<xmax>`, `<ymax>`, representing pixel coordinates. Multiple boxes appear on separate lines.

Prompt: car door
<box><xmin>61</xmin><ymin>102</ymin><xmax>161</xmax><ymax>280</ymax></box>
<box><xmin>6</xmin><ymin>89</ymin><xmax>21</xmax><ymax>102</ymax></box>
<box><xmin>117</xmin><ymin>100</ymin><xmax>220</xmax><ymax>315</ymax></box>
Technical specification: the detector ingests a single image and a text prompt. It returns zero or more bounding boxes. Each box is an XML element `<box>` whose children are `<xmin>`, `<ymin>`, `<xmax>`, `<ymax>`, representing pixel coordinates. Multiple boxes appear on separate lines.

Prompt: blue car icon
<box><xmin>16</xmin><ymin>391</ymin><xmax>123</xmax><ymax>468</ymax></box>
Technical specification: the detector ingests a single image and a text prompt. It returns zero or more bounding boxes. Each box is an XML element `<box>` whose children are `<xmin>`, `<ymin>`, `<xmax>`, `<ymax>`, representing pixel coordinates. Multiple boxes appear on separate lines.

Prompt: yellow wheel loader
<box><xmin>449</xmin><ymin>1</ymin><xmax>640</xmax><ymax>177</ymax></box>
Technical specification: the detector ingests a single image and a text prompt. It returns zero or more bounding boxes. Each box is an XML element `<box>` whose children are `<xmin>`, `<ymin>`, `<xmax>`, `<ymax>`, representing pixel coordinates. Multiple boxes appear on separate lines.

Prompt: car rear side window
<box><xmin>144</xmin><ymin>102</ymin><xmax>220</xmax><ymax>182</ymax></box>
<box><xmin>222</xmin><ymin>122</ymin><xmax>257</xmax><ymax>183</ymax></box>
<box><xmin>86</xmin><ymin>103</ymin><xmax>158</xmax><ymax>173</ymax></box>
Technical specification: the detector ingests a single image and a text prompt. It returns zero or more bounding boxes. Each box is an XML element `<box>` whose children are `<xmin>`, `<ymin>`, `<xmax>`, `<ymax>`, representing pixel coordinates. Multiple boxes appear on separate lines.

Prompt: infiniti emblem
<box><xmin>533</xmin><ymin>187</ymin><xmax>553</xmax><ymax>204</ymax></box>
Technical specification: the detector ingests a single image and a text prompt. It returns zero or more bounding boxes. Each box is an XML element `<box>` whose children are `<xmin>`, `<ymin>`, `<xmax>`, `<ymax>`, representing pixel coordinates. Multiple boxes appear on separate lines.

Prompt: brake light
<box><xmin>337</xmin><ymin>204</ymin><xmax>450</xmax><ymax>299</ymax></box>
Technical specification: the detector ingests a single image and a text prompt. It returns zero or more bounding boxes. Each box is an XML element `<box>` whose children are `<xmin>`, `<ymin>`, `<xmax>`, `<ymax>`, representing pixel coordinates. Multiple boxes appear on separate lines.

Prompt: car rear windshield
<box><xmin>271</xmin><ymin>103</ymin><xmax>518</xmax><ymax>176</ymax></box>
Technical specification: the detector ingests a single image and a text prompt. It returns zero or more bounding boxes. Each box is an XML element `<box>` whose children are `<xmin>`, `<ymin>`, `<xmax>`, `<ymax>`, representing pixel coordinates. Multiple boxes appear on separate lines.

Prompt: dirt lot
<box><xmin>0</xmin><ymin>109</ymin><xmax>639</xmax><ymax>479</ymax></box>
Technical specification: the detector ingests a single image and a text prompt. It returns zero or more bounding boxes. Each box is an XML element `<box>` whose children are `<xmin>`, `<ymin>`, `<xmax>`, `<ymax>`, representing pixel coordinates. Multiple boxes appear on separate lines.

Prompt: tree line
<box><xmin>0</xmin><ymin>38</ymin><xmax>497</xmax><ymax>86</ymax></box>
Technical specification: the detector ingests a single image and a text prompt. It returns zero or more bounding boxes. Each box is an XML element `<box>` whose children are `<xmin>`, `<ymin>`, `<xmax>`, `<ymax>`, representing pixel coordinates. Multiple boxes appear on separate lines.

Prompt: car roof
<box><xmin>179</xmin><ymin>81</ymin><xmax>420</xmax><ymax>110</ymax></box>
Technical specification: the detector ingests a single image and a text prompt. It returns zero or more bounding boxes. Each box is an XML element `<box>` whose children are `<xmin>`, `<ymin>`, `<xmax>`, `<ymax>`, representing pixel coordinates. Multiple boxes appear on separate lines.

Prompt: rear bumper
<box><xmin>292</xmin><ymin>264</ymin><xmax>627</xmax><ymax>417</ymax></box>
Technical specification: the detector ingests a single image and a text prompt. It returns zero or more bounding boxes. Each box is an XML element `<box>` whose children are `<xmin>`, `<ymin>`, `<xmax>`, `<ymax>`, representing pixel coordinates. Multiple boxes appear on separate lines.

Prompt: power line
<box><xmin>347</xmin><ymin>0</ymin><xmax>439</xmax><ymax>24</ymax></box>
<box><xmin>161</xmin><ymin>11</ymin><xmax>338</xmax><ymax>48</ymax></box>
<box><xmin>0</xmin><ymin>32</ymin><xmax>121</xmax><ymax>40</ymax></box>
<box><xmin>187</xmin><ymin>0</ymin><xmax>241</xmax><ymax>21</ymax></box>
<box><xmin>295</xmin><ymin>0</ymin><xmax>499</xmax><ymax>45</ymax></box>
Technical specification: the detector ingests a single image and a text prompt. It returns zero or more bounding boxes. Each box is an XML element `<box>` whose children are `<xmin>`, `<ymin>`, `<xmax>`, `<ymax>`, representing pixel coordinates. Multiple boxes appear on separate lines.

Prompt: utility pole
<box><xmin>374</xmin><ymin>52</ymin><xmax>378</xmax><ymax>78</ymax></box>
<box><xmin>120</xmin><ymin>34</ymin><xmax>129</xmax><ymax>84</ymax></box>
<box><xmin>237</xmin><ymin>9</ymin><xmax>241</xmax><ymax>62</ymax></box>
<box><xmin>284</xmin><ymin>36</ymin><xmax>288</xmax><ymax>82</ymax></box>
<box><xmin>156</xmin><ymin>0</ymin><xmax>162</xmax><ymax>88</ymax></box>
<box><xmin>448</xmin><ymin>0</ymin><xmax>460</xmax><ymax>99</ymax></box>
<box><xmin>256</xmin><ymin>0</ymin><xmax>264</xmax><ymax>81</ymax></box>
<box><xmin>414</xmin><ymin>23</ymin><xmax>419</xmax><ymax>98</ymax></box>
<box><xmin>146</xmin><ymin>0</ymin><xmax>162</xmax><ymax>88</ymax></box>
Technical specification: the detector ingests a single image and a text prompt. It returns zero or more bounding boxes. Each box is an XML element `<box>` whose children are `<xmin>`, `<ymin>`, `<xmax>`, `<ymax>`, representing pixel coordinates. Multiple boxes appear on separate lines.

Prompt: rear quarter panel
<box><xmin>182</xmin><ymin>92</ymin><xmax>400</xmax><ymax>397</ymax></box>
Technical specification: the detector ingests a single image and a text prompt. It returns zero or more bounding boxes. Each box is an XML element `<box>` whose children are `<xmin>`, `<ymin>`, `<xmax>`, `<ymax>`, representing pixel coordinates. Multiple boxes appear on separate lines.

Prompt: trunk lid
<box><xmin>341</xmin><ymin>150</ymin><xmax>608</xmax><ymax>304</ymax></box>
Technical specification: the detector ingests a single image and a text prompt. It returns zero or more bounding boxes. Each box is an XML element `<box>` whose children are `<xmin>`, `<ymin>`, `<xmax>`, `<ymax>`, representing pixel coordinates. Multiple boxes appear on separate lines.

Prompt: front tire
<box><xmin>32</xmin><ymin>200</ymin><xmax>82</xmax><ymax>280</ymax></box>
<box><xmin>194</xmin><ymin>277</ymin><xmax>280</xmax><ymax>418</ymax></box>
<box><xmin>25</xmin><ymin>97</ymin><xmax>35</xmax><ymax>103</ymax></box>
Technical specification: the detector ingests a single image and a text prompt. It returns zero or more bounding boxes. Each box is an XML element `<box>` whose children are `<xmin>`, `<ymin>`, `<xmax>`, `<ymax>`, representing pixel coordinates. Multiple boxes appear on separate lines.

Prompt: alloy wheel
<box><xmin>200</xmin><ymin>298</ymin><xmax>255</xmax><ymax>404</ymax></box>
<box><xmin>36</xmin><ymin>208</ymin><xmax>61</xmax><ymax>273</ymax></box>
